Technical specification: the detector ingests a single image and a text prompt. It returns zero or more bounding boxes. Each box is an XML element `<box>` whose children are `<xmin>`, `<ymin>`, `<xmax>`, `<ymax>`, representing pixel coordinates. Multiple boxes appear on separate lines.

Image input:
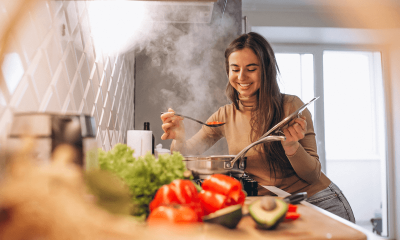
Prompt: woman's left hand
<box><xmin>281</xmin><ymin>116</ymin><xmax>307</xmax><ymax>156</ymax></box>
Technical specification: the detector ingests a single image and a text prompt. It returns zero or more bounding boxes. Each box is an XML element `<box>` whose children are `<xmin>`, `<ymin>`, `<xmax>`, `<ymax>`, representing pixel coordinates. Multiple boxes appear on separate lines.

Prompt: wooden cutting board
<box><xmin>198</xmin><ymin>198</ymin><xmax>367</xmax><ymax>240</ymax></box>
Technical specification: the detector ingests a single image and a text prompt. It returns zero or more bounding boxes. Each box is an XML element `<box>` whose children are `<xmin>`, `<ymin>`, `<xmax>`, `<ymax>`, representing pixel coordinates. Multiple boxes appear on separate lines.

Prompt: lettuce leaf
<box><xmin>98</xmin><ymin>143</ymin><xmax>186</xmax><ymax>218</ymax></box>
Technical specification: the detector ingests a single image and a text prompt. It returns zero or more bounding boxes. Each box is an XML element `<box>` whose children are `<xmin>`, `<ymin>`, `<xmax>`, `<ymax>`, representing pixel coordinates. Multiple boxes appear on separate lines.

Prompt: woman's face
<box><xmin>228</xmin><ymin>47</ymin><xmax>261</xmax><ymax>98</ymax></box>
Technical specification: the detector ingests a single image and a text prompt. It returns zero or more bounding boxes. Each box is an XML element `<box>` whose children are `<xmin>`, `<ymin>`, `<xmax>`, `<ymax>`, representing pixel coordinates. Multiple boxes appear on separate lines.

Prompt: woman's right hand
<box><xmin>160</xmin><ymin>108</ymin><xmax>185</xmax><ymax>141</ymax></box>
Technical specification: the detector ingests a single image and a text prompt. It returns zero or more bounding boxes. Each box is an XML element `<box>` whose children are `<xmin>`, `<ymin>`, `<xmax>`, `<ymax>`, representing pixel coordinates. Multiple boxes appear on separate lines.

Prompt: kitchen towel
<box><xmin>127</xmin><ymin>130</ymin><xmax>153</xmax><ymax>158</ymax></box>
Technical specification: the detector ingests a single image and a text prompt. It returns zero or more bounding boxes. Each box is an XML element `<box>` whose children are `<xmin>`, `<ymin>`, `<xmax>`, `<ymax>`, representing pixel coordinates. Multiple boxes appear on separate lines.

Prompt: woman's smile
<box><xmin>228</xmin><ymin>48</ymin><xmax>261</xmax><ymax>97</ymax></box>
<box><xmin>238</xmin><ymin>82</ymin><xmax>252</xmax><ymax>90</ymax></box>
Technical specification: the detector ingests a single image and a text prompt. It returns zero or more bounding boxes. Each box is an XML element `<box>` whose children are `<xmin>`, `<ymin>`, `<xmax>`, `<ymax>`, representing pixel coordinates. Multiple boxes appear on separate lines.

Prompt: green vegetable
<box><xmin>98</xmin><ymin>143</ymin><xmax>187</xmax><ymax>219</ymax></box>
<box><xmin>192</xmin><ymin>180</ymin><xmax>203</xmax><ymax>192</ymax></box>
<box><xmin>85</xmin><ymin>170</ymin><xmax>132</xmax><ymax>215</ymax></box>
<box><xmin>249</xmin><ymin>197</ymin><xmax>288</xmax><ymax>230</ymax></box>
<box><xmin>203</xmin><ymin>204</ymin><xmax>243</xmax><ymax>229</ymax></box>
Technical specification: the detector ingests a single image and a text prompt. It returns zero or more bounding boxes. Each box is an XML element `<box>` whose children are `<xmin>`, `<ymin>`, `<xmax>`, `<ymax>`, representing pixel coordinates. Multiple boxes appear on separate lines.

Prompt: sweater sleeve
<box><xmin>171</xmin><ymin>108</ymin><xmax>225</xmax><ymax>155</ymax></box>
<box><xmin>285</xmin><ymin>96</ymin><xmax>321</xmax><ymax>184</ymax></box>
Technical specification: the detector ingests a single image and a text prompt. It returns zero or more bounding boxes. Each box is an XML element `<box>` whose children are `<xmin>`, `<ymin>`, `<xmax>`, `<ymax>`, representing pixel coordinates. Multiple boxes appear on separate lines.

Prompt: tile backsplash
<box><xmin>0</xmin><ymin>0</ymin><xmax>135</xmax><ymax>151</ymax></box>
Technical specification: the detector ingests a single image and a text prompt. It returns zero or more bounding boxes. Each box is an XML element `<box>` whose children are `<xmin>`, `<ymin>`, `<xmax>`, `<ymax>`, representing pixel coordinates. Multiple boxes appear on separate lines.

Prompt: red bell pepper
<box><xmin>198</xmin><ymin>190</ymin><xmax>227</xmax><ymax>215</ymax></box>
<box><xmin>225</xmin><ymin>190</ymin><xmax>246</xmax><ymax>207</ymax></box>
<box><xmin>170</xmin><ymin>179</ymin><xmax>199</xmax><ymax>204</ymax></box>
<box><xmin>284</xmin><ymin>204</ymin><xmax>300</xmax><ymax>221</ymax></box>
<box><xmin>170</xmin><ymin>179</ymin><xmax>204</xmax><ymax>220</ymax></box>
<box><xmin>149</xmin><ymin>179</ymin><xmax>204</xmax><ymax>220</ymax></box>
<box><xmin>147</xmin><ymin>205</ymin><xmax>198</xmax><ymax>225</ymax></box>
<box><xmin>149</xmin><ymin>176</ymin><xmax>244</xmax><ymax>222</ymax></box>
<box><xmin>285</xmin><ymin>212</ymin><xmax>301</xmax><ymax>221</ymax></box>
<box><xmin>202</xmin><ymin>174</ymin><xmax>242</xmax><ymax>202</ymax></box>
<box><xmin>149</xmin><ymin>184</ymin><xmax>179</xmax><ymax>211</ymax></box>
<box><xmin>288</xmin><ymin>204</ymin><xmax>298</xmax><ymax>212</ymax></box>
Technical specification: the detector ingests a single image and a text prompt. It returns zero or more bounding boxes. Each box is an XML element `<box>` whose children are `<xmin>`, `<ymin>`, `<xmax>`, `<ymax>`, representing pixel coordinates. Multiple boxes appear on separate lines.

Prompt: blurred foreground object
<box><xmin>0</xmin><ymin>140</ymin><xmax>151</xmax><ymax>240</ymax></box>
<box><xmin>7</xmin><ymin>113</ymin><xmax>98</xmax><ymax>171</ymax></box>
<box><xmin>85</xmin><ymin>170</ymin><xmax>132</xmax><ymax>215</ymax></box>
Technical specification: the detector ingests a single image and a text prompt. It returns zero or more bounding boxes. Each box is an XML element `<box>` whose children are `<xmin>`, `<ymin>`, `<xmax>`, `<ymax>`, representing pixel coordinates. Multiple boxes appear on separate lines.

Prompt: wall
<box><xmin>134</xmin><ymin>0</ymin><xmax>242</xmax><ymax>154</ymax></box>
<box><xmin>388</xmin><ymin>44</ymin><xmax>400</xmax><ymax>239</ymax></box>
<box><xmin>243</xmin><ymin>9</ymin><xmax>335</xmax><ymax>29</ymax></box>
<box><xmin>0</xmin><ymin>0</ymin><xmax>135</xmax><ymax>152</ymax></box>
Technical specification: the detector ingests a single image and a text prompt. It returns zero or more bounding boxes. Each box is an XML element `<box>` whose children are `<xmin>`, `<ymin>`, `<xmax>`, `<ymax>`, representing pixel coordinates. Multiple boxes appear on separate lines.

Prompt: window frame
<box><xmin>272</xmin><ymin>43</ymin><xmax>394</xmax><ymax>238</ymax></box>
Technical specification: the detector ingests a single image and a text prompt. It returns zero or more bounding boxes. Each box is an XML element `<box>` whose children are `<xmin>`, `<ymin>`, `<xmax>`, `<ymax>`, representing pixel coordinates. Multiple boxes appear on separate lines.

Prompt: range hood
<box><xmin>135</xmin><ymin>0</ymin><xmax>217</xmax><ymax>23</ymax></box>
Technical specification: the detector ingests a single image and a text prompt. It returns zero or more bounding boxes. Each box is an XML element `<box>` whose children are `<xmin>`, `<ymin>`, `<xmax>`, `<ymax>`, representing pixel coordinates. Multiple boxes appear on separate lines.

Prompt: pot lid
<box><xmin>9</xmin><ymin>113</ymin><xmax>96</xmax><ymax>138</ymax></box>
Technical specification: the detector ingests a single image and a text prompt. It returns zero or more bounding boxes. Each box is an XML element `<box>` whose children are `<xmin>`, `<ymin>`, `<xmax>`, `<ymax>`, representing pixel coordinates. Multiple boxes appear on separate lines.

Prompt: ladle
<box><xmin>161</xmin><ymin>112</ymin><xmax>226</xmax><ymax>127</ymax></box>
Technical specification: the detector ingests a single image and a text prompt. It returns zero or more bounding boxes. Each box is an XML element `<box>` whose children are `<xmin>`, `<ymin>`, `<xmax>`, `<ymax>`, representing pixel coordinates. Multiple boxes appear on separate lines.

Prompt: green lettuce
<box><xmin>98</xmin><ymin>143</ymin><xmax>186</xmax><ymax>218</ymax></box>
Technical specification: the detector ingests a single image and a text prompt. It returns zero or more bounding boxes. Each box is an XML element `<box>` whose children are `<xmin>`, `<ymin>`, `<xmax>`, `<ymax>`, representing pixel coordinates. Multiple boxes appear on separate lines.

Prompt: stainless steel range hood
<box><xmin>136</xmin><ymin>1</ymin><xmax>217</xmax><ymax>23</ymax></box>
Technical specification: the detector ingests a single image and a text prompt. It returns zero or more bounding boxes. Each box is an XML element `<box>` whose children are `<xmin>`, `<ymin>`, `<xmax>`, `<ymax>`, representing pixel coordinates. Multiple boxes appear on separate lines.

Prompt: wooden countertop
<box><xmin>188</xmin><ymin>196</ymin><xmax>365</xmax><ymax>240</ymax></box>
<box><xmin>146</xmin><ymin>186</ymin><xmax>374</xmax><ymax>240</ymax></box>
<box><xmin>251</xmin><ymin>197</ymin><xmax>365</xmax><ymax>239</ymax></box>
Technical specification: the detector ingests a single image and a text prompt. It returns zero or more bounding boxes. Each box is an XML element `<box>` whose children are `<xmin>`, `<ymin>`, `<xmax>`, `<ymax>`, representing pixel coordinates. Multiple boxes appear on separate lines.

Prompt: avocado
<box><xmin>203</xmin><ymin>204</ymin><xmax>243</xmax><ymax>229</ymax></box>
<box><xmin>249</xmin><ymin>197</ymin><xmax>288</xmax><ymax>230</ymax></box>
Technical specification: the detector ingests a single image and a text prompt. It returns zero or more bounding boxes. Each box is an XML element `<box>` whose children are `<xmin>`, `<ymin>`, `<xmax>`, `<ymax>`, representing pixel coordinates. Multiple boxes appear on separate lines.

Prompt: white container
<box><xmin>127</xmin><ymin>130</ymin><xmax>153</xmax><ymax>158</ymax></box>
<box><xmin>155</xmin><ymin>144</ymin><xmax>171</xmax><ymax>158</ymax></box>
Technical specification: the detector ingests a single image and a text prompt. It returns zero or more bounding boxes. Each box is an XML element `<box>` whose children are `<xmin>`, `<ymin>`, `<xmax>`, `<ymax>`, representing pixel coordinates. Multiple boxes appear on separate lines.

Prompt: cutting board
<box><xmin>198</xmin><ymin>197</ymin><xmax>367</xmax><ymax>240</ymax></box>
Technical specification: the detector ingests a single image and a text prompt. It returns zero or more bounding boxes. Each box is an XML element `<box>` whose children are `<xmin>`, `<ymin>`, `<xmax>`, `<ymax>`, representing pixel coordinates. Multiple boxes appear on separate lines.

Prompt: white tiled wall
<box><xmin>0</xmin><ymin>0</ymin><xmax>135</xmax><ymax>151</ymax></box>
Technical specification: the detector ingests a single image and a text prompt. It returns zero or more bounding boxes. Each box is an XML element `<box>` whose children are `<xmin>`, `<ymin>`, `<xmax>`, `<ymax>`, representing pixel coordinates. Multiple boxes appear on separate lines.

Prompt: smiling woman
<box><xmin>161</xmin><ymin>32</ymin><xmax>356</xmax><ymax>223</ymax></box>
<box><xmin>228</xmin><ymin>48</ymin><xmax>261</xmax><ymax>97</ymax></box>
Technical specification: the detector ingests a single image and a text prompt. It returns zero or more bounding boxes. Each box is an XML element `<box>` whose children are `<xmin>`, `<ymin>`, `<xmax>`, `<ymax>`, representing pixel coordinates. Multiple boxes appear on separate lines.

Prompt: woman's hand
<box><xmin>281</xmin><ymin>116</ymin><xmax>307</xmax><ymax>156</ymax></box>
<box><xmin>161</xmin><ymin>108</ymin><xmax>185</xmax><ymax>141</ymax></box>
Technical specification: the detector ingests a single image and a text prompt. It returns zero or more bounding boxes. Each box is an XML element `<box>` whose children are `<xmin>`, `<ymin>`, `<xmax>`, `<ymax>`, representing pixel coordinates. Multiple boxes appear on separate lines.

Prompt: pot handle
<box><xmin>225</xmin><ymin>136</ymin><xmax>286</xmax><ymax>169</ymax></box>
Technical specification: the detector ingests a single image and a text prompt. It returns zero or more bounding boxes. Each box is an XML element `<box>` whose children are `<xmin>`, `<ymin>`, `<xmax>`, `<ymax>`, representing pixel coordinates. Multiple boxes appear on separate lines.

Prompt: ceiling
<box><xmin>241</xmin><ymin>0</ymin><xmax>400</xmax><ymax>44</ymax></box>
<box><xmin>242</xmin><ymin>0</ymin><xmax>400</xmax><ymax>12</ymax></box>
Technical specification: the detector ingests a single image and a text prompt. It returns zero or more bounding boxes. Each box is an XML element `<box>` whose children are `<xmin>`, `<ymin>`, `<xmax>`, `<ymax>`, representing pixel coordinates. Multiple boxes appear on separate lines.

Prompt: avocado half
<box><xmin>203</xmin><ymin>204</ymin><xmax>243</xmax><ymax>229</ymax></box>
<box><xmin>249</xmin><ymin>198</ymin><xmax>288</xmax><ymax>230</ymax></box>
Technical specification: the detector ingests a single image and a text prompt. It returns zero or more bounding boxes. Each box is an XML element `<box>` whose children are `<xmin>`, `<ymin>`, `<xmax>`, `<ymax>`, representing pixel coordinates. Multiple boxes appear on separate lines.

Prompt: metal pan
<box><xmin>183</xmin><ymin>135</ymin><xmax>285</xmax><ymax>179</ymax></box>
<box><xmin>183</xmin><ymin>155</ymin><xmax>246</xmax><ymax>179</ymax></box>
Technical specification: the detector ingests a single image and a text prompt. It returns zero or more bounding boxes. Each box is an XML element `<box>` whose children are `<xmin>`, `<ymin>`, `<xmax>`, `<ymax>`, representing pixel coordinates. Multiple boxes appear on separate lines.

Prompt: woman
<box><xmin>160</xmin><ymin>32</ymin><xmax>355</xmax><ymax>223</ymax></box>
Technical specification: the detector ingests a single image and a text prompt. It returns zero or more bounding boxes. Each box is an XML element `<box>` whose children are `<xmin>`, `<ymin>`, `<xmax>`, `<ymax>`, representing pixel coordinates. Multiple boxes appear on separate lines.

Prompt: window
<box><xmin>323</xmin><ymin>51</ymin><xmax>383</xmax><ymax>160</ymax></box>
<box><xmin>275</xmin><ymin>48</ymin><xmax>388</xmax><ymax>236</ymax></box>
<box><xmin>276</xmin><ymin>53</ymin><xmax>315</xmax><ymax>119</ymax></box>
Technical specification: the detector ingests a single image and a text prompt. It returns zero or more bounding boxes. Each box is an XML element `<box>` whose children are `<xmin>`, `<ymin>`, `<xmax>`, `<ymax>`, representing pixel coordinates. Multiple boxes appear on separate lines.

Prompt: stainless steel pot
<box><xmin>183</xmin><ymin>135</ymin><xmax>285</xmax><ymax>179</ymax></box>
<box><xmin>183</xmin><ymin>155</ymin><xmax>246</xmax><ymax>180</ymax></box>
<box><xmin>7</xmin><ymin>112</ymin><xmax>97</xmax><ymax>170</ymax></box>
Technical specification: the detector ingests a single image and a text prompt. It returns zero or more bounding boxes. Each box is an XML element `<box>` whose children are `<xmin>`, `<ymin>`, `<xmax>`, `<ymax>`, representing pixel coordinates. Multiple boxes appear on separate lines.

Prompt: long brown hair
<box><xmin>225</xmin><ymin>32</ymin><xmax>293</xmax><ymax>178</ymax></box>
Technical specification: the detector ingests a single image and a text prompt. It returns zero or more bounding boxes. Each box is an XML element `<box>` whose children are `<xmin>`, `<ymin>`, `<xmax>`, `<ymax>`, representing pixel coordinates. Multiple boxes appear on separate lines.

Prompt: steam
<box><xmin>139</xmin><ymin>19</ymin><xmax>236</xmax><ymax>137</ymax></box>
<box><xmin>87</xmin><ymin>1</ymin><xmax>238</xmax><ymax>144</ymax></box>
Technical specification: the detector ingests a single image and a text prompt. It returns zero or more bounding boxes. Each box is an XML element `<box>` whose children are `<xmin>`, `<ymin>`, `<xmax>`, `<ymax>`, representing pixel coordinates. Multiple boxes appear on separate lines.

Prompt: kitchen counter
<box><xmin>157</xmin><ymin>192</ymin><xmax>371</xmax><ymax>240</ymax></box>
<box><xmin>256</xmin><ymin>186</ymin><xmax>382</xmax><ymax>240</ymax></box>
<box><xmin>236</xmin><ymin>197</ymin><xmax>365</xmax><ymax>240</ymax></box>
<box><xmin>165</xmin><ymin>186</ymin><xmax>381</xmax><ymax>240</ymax></box>
<box><xmin>188</xmin><ymin>196</ymin><xmax>364</xmax><ymax>240</ymax></box>
<box><xmin>0</xmin><ymin>155</ymin><xmax>380</xmax><ymax>240</ymax></box>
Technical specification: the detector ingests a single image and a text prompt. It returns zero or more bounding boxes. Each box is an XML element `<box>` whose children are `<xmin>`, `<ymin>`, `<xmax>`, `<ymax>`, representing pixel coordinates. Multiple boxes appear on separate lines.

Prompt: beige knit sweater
<box><xmin>172</xmin><ymin>94</ymin><xmax>331</xmax><ymax>197</ymax></box>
